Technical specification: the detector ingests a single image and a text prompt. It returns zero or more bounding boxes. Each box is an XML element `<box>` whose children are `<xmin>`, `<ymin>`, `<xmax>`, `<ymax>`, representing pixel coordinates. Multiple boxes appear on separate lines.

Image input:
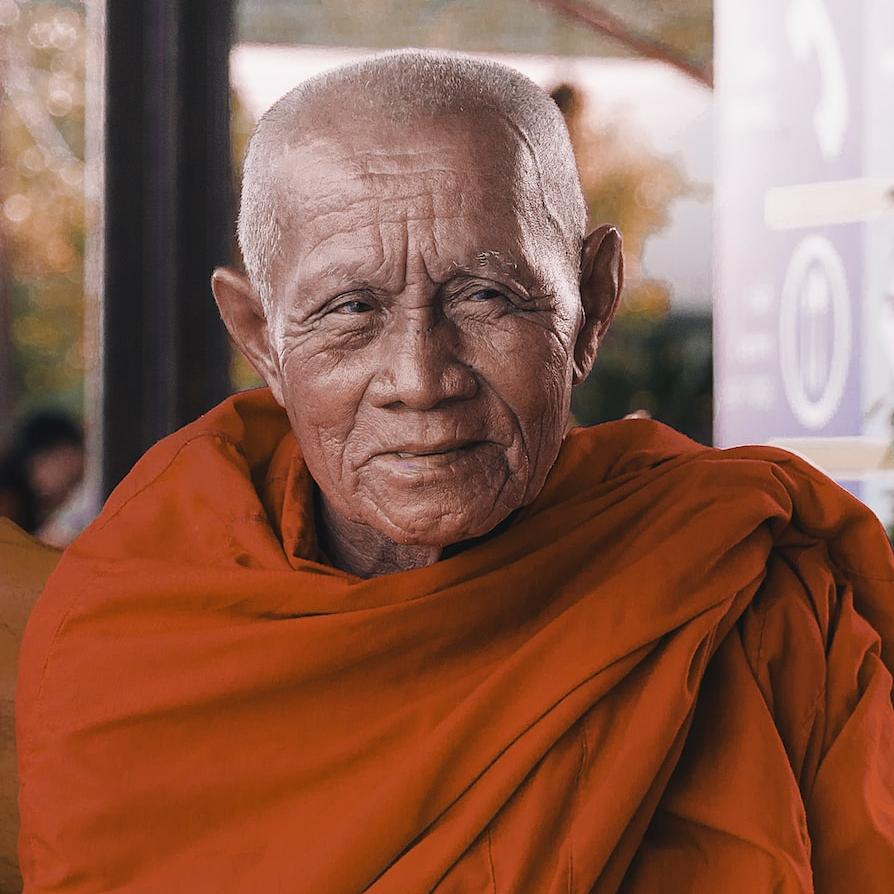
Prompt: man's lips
<box><xmin>373</xmin><ymin>439</ymin><xmax>488</xmax><ymax>459</ymax></box>
<box><xmin>366</xmin><ymin>440</ymin><xmax>491</xmax><ymax>470</ymax></box>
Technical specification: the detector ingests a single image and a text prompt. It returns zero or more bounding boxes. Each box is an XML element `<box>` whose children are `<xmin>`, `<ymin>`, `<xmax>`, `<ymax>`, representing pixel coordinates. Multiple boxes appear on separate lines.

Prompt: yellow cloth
<box><xmin>0</xmin><ymin>521</ymin><xmax>59</xmax><ymax>892</ymax></box>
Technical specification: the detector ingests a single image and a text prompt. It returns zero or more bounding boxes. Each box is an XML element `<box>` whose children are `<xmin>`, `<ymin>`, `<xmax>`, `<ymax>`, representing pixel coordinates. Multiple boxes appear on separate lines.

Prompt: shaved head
<box><xmin>237</xmin><ymin>49</ymin><xmax>587</xmax><ymax>308</ymax></box>
<box><xmin>214</xmin><ymin>47</ymin><xmax>622</xmax><ymax>572</ymax></box>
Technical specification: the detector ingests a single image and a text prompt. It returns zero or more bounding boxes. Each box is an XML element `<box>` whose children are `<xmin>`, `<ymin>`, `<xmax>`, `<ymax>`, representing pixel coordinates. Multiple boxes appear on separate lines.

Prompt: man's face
<box><xmin>259</xmin><ymin>120</ymin><xmax>586</xmax><ymax>547</ymax></box>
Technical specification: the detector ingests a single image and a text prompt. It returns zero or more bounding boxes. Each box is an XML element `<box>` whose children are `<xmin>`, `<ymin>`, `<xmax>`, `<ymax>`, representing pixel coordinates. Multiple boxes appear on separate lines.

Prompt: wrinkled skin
<box><xmin>213</xmin><ymin>112</ymin><xmax>622</xmax><ymax>577</ymax></box>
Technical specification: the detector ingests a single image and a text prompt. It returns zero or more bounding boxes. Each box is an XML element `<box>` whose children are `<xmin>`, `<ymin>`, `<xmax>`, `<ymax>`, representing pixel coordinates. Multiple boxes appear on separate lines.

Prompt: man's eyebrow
<box><xmin>444</xmin><ymin>252</ymin><xmax>552</xmax><ymax>293</ymax></box>
<box><xmin>446</xmin><ymin>251</ymin><xmax>520</xmax><ymax>276</ymax></box>
<box><xmin>288</xmin><ymin>258</ymin><xmax>374</xmax><ymax>293</ymax></box>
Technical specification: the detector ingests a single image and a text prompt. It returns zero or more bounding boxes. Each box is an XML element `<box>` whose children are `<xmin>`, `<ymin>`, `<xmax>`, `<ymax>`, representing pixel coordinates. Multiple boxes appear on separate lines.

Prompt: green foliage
<box><xmin>0</xmin><ymin>0</ymin><xmax>86</xmax><ymax>424</ymax></box>
<box><xmin>553</xmin><ymin>83</ymin><xmax>689</xmax><ymax>316</ymax></box>
<box><xmin>572</xmin><ymin>312</ymin><xmax>713</xmax><ymax>444</ymax></box>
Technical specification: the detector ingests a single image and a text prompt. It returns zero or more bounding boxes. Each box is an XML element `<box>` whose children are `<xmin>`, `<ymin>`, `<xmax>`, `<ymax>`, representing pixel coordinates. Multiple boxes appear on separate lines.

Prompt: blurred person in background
<box><xmin>0</xmin><ymin>410</ymin><xmax>85</xmax><ymax>544</ymax></box>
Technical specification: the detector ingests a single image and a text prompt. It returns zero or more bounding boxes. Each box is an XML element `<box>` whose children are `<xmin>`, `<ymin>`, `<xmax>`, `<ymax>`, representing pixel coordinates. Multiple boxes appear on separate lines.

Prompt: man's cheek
<box><xmin>502</xmin><ymin>348</ymin><xmax>570</xmax><ymax>419</ymax></box>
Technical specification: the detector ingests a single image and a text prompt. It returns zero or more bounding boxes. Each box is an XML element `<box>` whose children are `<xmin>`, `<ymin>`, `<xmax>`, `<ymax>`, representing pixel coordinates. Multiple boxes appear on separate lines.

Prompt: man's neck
<box><xmin>316</xmin><ymin>494</ymin><xmax>444</xmax><ymax>578</ymax></box>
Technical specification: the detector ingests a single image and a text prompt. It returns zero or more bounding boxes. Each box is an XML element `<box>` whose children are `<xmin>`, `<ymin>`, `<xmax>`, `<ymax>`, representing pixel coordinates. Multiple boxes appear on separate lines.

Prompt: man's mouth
<box><xmin>371</xmin><ymin>441</ymin><xmax>489</xmax><ymax>471</ymax></box>
<box><xmin>390</xmin><ymin>441</ymin><xmax>483</xmax><ymax>459</ymax></box>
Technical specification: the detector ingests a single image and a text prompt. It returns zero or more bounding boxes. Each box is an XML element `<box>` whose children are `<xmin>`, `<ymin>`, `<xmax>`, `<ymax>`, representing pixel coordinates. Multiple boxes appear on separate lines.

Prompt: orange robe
<box><xmin>16</xmin><ymin>389</ymin><xmax>894</xmax><ymax>892</ymax></box>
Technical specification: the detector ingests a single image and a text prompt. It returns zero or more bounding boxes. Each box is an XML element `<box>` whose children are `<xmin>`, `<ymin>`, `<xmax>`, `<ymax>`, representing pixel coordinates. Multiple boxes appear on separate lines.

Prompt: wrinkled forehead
<box><xmin>266</xmin><ymin>115</ymin><xmax>558</xmax><ymax>269</ymax></box>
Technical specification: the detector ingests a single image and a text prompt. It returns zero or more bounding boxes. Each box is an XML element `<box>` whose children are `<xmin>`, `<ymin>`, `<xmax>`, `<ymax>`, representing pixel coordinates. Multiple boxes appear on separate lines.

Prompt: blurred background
<box><xmin>0</xmin><ymin>0</ymin><xmax>891</xmax><ymax>545</ymax></box>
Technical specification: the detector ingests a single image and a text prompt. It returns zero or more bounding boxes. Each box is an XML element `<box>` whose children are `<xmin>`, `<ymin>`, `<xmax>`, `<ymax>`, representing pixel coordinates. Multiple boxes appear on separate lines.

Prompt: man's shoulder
<box><xmin>569</xmin><ymin>417</ymin><xmax>840</xmax><ymax>481</ymax></box>
<box><xmin>15</xmin><ymin>391</ymin><xmax>292</xmax><ymax>713</ymax></box>
<box><xmin>98</xmin><ymin>388</ymin><xmax>289</xmax><ymax>521</ymax></box>
<box><xmin>560</xmin><ymin>418</ymin><xmax>837</xmax><ymax>511</ymax></box>
<box><xmin>560</xmin><ymin>419</ymin><xmax>893</xmax><ymax>580</ymax></box>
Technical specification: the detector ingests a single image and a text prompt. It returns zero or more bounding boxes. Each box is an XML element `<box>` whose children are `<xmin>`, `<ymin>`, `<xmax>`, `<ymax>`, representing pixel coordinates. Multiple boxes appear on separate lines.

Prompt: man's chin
<box><xmin>365</xmin><ymin>502</ymin><xmax>516</xmax><ymax>550</ymax></box>
<box><xmin>356</xmin><ymin>454</ymin><xmax>522</xmax><ymax>543</ymax></box>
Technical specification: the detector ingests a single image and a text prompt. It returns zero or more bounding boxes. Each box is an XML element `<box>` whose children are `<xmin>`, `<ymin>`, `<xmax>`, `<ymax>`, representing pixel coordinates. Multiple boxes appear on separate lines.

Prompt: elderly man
<box><xmin>16</xmin><ymin>51</ymin><xmax>894</xmax><ymax>892</ymax></box>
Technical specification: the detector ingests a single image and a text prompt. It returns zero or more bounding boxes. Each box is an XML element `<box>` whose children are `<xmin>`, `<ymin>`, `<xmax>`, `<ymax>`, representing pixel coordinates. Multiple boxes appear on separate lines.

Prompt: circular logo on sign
<box><xmin>779</xmin><ymin>235</ymin><xmax>852</xmax><ymax>429</ymax></box>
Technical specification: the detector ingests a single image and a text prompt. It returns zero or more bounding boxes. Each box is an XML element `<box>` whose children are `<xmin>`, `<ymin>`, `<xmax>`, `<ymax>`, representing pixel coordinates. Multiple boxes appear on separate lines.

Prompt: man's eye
<box><xmin>333</xmin><ymin>299</ymin><xmax>372</xmax><ymax>315</ymax></box>
<box><xmin>467</xmin><ymin>288</ymin><xmax>504</xmax><ymax>302</ymax></box>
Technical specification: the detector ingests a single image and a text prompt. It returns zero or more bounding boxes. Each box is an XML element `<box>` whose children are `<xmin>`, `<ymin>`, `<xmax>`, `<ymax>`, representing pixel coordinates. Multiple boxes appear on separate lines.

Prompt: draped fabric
<box><xmin>1</xmin><ymin>522</ymin><xmax>60</xmax><ymax>891</ymax></box>
<box><xmin>16</xmin><ymin>389</ymin><xmax>894</xmax><ymax>893</ymax></box>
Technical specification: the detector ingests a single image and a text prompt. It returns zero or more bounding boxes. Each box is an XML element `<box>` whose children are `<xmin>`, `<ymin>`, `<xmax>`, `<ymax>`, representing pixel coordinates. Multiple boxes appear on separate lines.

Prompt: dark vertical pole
<box><xmin>100</xmin><ymin>0</ymin><xmax>233</xmax><ymax>497</ymax></box>
<box><xmin>177</xmin><ymin>2</ymin><xmax>234</xmax><ymax>423</ymax></box>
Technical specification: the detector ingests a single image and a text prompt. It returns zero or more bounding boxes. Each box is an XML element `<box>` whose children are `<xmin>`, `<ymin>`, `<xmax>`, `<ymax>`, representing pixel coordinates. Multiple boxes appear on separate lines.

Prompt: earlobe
<box><xmin>572</xmin><ymin>225</ymin><xmax>624</xmax><ymax>386</ymax></box>
<box><xmin>210</xmin><ymin>267</ymin><xmax>285</xmax><ymax>405</ymax></box>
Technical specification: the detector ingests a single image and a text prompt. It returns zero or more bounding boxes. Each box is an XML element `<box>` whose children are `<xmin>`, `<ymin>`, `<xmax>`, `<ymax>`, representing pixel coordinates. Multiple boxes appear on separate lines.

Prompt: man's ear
<box><xmin>572</xmin><ymin>224</ymin><xmax>624</xmax><ymax>386</ymax></box>
<box><xmin>210</xmin><ymin>267</ymin><xmax>285</xmax><ymax>406</ymax></box>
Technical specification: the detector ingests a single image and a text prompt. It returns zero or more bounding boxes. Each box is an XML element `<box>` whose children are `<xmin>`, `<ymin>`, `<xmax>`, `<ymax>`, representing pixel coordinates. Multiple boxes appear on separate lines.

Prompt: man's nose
<box><xmin>368</xmin><ymin>315</ymin><xmax>478</xmax><ymax>410</ymax></box>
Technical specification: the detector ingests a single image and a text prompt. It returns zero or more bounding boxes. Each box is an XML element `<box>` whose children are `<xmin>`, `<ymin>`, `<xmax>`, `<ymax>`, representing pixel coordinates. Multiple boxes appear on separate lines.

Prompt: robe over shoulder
<box><xmin>16</xmin><ymin>389</ymin><xmax>894</xmax><ymax>893</ymax></box>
